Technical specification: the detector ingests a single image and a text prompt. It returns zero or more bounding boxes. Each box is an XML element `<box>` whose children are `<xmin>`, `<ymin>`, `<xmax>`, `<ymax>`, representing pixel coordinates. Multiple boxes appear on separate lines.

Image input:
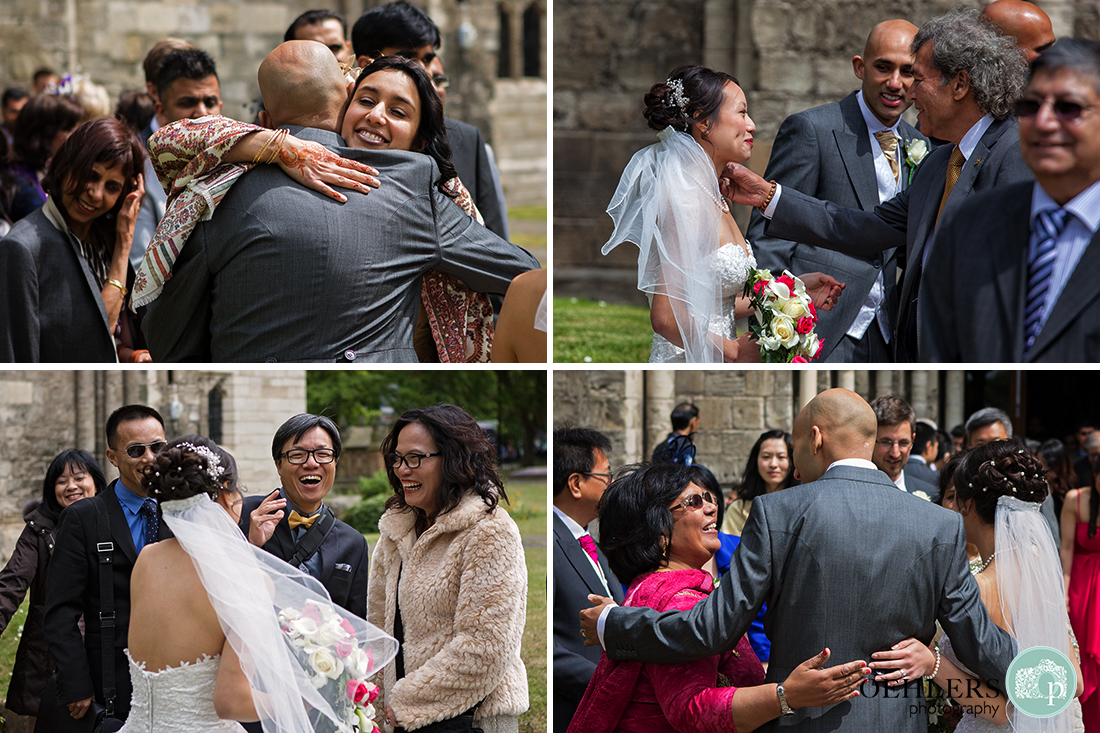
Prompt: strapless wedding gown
<box><xmin>649</xmin><ymin>242</ymin><xmax>756</xmax><ymax>363</ymax></box>
<box><xmin>118</xmin><ymin>649</ymin><xmax>246</xmax><ymax>733</ymax></box>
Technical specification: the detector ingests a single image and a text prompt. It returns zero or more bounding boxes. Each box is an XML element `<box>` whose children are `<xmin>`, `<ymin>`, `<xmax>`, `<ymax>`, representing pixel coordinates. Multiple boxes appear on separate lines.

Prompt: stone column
<box><xmin>875</xmin><ymin>370</ymin><xmax>893</xmax><ymax>398</ymax></box>
<box><xmin>945</xmin><ymin>371</ymin><xmax>965</xmax><ymax>431</ymax></box>
<box><xmin>645</xmin><ymin>370</ymin><xmax>676</xmax><ymax>458</ymax></box>
<box><xmin>910</xmin><ymin>371</ymin><xmax>930</xmax><ymax>419</ymax></box>
<box><xmin>623</xmin><ymin>370</ymin><xmax>646</xmax><ymax>462</ymax></box>
<box><xmin>836</xmin><ymin>370</ymin><xmax>855</xmax><ymax>392</ymax></box>
<box><xmin>854</xmin><ymin>370</ymin><xmax>871</xmax><ymax>399</ymax></box>
<box><xmin>798</xmin><ymin>370</ymin><xmax>817</xmax><ymax>410</ymax></box>
<box><xmin>74</xmin><ymin>371</ymin><xmax>97</xmax><ymax>455</ymax></box>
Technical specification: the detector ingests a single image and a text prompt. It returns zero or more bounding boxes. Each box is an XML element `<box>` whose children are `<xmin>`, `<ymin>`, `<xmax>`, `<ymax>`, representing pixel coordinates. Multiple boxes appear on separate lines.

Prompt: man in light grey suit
<box><xmin>142</xmin><ymin>41</ymin><xmax>538</xmax><ymax>362</ymax></box>
<box><xmin>748</xmin><ymin>20</ymin><xmax>926</xmax><ymax>362</ymax></box>
<box><xmin>921</xmin><ymin>39</ymin><xmax>1100</xmax><ymax>363</ymax></box>
<box><xmin>724</xmin><ymin>10</ymin><xmax>1032</xmax><ymax>362</ymax></box>
<box><xmin>580</xmin><ymin>389</ymin><xmax>1015</xmax><ymax>732</ymax></box>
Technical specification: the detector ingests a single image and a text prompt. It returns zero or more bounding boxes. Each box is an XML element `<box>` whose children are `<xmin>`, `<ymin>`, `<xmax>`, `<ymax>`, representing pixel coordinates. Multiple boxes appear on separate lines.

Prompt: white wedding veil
<box><xmin>994</xmin><ymin>495</ymin><xmax>1076</xmax><ymax>733</ymax></box>
<box><xmin>603</xmin><ymin>126</ymin><xmax>724</xmax><ymax>362</ymax></box>
<box><xmin>162</xmin><ymin>493</ymin><xmax>399</xmax><ymax>733</ymax></box>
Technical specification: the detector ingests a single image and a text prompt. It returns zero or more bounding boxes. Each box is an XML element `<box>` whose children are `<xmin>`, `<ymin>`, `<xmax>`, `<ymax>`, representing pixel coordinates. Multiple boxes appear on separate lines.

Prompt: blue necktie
<box><xmin>140</xmin><ymin>498</ymin><xmax>159</xmax><ymax>550</ymax></box>
<box><xmin>1023</xmin><ymin>208</ymin><xmax>1070</xmax><ymax>358</ymax></box>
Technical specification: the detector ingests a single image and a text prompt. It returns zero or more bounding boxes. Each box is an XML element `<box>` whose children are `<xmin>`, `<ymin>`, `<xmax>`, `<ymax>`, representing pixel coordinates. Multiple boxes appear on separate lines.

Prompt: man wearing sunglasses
<box><xmin>922</xmin><ymin>38</ymin><xmax>1100</xmax><ymax>362</ymax></box>
<box><xmin>45</xmin><ymin>404</ymin><xmax>170</xmax><ymax>724</ymax></box>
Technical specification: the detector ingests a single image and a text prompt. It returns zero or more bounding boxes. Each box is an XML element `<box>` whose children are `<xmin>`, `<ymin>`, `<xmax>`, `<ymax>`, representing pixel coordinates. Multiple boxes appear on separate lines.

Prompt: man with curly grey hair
<box><xmin>721</xmin><ymin>9</ymin><xmax>1032</xmax><ymax>362</ymax></box>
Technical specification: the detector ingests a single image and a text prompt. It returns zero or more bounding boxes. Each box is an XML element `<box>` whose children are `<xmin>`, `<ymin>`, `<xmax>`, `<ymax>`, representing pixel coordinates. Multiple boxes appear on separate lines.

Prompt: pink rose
<box><xmin>367</xmin><ymin>685</ymin><xmax>379</xmax><ymax>704</ymax></box>
<box><xmin>335</xmin><ymin>639</ymin><xmax>354</xmax><ymax>657</ymax></box>
<box><xmin>792</xmin><ymin>356</ymin><xmax>808</xmax><ymax>363</ymax></box>
<box><xmin>797</xmin><ymin>316</ymin><xmax>813</xmax><ymax>334</ymax></box>
<box><xmin>340</xmin><ymin>617</ymin><xmax>357</xmax><ymax>637</ymax></box>
<box><xmin>346</xmin><ymin>679</ymin><xmax>369</xmax><ymax>704</ymax></box>
<box><xmin>808</xmin><ymin>300</ymin><xmax>817</xmax><ymax>319</ymax></box>
<box><xmin>753</xmin><ymin>280</ymin><xmax>766</xmax><ymax>296</ymax></box>
<box><xmin>777</xmin><ymin>275</ymin><xmax>796</xmax><ymax>291</ymax></box>
<box><xmin>814</xmin><ymin>340</ymin><xmax>824</xmax><ymax>358</ymax></box>
<box><xmin>301</xmin><ymin>604</ymin><xmax>320</xmax><ymax>624</ymax></box>
<box><xmin>366</xmin><ymin>649</ymin><xmax>374</xmax><ymax>673</ymax></box>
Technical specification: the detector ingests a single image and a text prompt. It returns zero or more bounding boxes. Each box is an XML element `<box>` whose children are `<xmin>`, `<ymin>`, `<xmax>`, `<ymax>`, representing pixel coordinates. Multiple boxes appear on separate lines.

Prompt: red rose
<box><xmin>777</xmin><ymin>275</ymin><xmax>796</xmax><ymax>291</ymax></box>
<box><xmin>346</xmin><ymin>679</ymin><xmax>369</xmax><ymax>703</ymax></box>
<box><xmin>792</xmin><ymin>356</ymin><xmax>808</xmax><ymax>363</ymax></box>
<box><xmin>753</xmin><ymin>280</ymin><xmax>766</xmax><ymax>296</ymax></box>
<box><xmin>808</xmin><ymin>300</ymin><xmax>817</xmax><ymax>319</ymax></box>
<box><xmin>797</xmin><ymin>316</ymin><xmax>813</xmax><ymax>334</ymax></box>
<box><xmin>814</xmin><ymin>340</ymin><xmax>824</xmax><ymax>358</ymax></box>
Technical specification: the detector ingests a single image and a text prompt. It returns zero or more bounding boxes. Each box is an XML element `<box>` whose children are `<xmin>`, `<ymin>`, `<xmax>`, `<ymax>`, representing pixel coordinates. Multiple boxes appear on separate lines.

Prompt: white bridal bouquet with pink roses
<box><xmin>742</xmin><ymin>269</ymin><xmax>825</xmax><ymax>363</ymax></box>
<box><xmin>279</xmin><ymin>601</ymin><xmax>382</xmax><ymax>733</ymax></box>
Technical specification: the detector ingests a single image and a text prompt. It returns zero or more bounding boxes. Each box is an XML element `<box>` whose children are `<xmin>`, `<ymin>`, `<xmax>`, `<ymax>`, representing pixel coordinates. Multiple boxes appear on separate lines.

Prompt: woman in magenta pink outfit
<box><xmin>1061</xmin><ymin>457</ymin><xmax>1100</xmax><ymax>730</ymax></box>
<box><xmin>568</xmin><ymin>463</ymin><xmax>866</xmax><ymax>733</ymax></box>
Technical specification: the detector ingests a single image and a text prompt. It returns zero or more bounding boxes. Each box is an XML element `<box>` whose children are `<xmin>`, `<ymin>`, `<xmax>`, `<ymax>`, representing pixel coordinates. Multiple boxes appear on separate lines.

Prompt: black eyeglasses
<box><xmin>432</xmin><ymin>73</ymin><xmax>450</xmax><ymax>89</ymax></box>
<box><xmin>388</xmin><ymin>451</ymin><xmax>441</xmax><ymax>470</ymax></box>
<box><xmin>280</xmin><ymin>448</ymin><xmax>337</xmax><ymax>465</ymax></box>
<box><xmin>582</xmin><ymin>471</ymin><xmax>613</xmax><ymax>485</ymax></box>
<box><xmin>1015</xmin><ymin>98</ymin><xmax>1095</xmax><ymax>121</ymax></box>
<box><xmin>671</xmin><ymin>492</ymin><xmax>715</xmax><ymax>511</ymax></box>
<box><xmin>124</xmin><ymin>441</ymin><xmax>167</xmax><ymax>458</ymax></box>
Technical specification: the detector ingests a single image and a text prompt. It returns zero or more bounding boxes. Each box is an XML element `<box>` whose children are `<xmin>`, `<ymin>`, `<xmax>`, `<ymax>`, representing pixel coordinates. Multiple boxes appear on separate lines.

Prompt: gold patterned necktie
<box><xmin>935</xmin><ymin>146</ymin><xmax>966</xmax><ymax>225</ymax></box>
<box><xmin>873</xmin><ymin>130</ymin><xmax>900</xmax><ymax>184</ymax></box>
<box><xmin>288</xmin><ymin>510</ymin><xmax>318</xmax><ymax>530</ymax></box>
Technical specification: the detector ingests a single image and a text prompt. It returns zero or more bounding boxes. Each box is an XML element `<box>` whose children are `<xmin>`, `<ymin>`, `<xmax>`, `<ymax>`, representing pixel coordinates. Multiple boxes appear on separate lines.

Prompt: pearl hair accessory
<box><xmin>667</xmin><ymin>78</ymin><xmax>690</xmax><ymax>112</ymax></box>
<box><xmin>176</xmin><ymin>442</ymin><xmax>223</xmax><ymax>482</ymax></box>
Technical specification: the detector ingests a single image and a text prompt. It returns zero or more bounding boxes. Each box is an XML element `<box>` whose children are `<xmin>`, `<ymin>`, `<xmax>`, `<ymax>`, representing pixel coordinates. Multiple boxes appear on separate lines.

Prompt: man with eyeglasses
<box><xmin>721</xmin><ymin>9</ymin><xmax>1032</xmax><ymax>361</ymax></box>
<box><xmin>922</xmin><ymin>38</ymin><xmax>1100</xmax><ymax>362</ymax></box>
<box><xmin>45</xmin><ymin>404</ymin><xmax>171</xmax><ymax>724</ymax></box>
<box><xmin>869</xmin><ymin>396</ymin><xmax>936</xmax><ymax>500</ymax></box>
<box><xmin>552</xmin><ymin>426</ymin><xmax>623</xmax><ymax>733</ymax></box>
<box><xmin>240</xmin><ymin>413</ymin><xmax>369</xmax><ymax>620</ymax></box>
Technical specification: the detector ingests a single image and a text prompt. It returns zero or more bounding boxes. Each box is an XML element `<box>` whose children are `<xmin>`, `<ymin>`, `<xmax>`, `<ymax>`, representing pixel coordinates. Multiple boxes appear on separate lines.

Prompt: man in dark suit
<box><xmin>749</xmin><ymin>20</ymin><xmax>926</xmax><ymax>362</ymax></box>
<box><xmin>351</xmin><ymin>0</ymin><xmax>509</xmax><ymax>239</ymax></box>
<box><xmin>141</xmin><ymin>41</ymin><xmax>538</xmax><ymax>362</ymax></box>
<box><xmin>581</xmin><ymin>389</ymin><xmax>1015</xmax><ymax>732</ymax></box>
<box><xmin>45</xmin><ymin>404</ymin><xmax>171</xmax><ymax>722</ymax></box>
<box><xmin>553</xmin><ymin>426</ymin><xmax>623</xmax><ymax>733</ymax></box>
<box><xmin>905</xmin><ymin>421</ymin><xmax>939</xmax><ymax>486</ymax></box>
<box><xmin>723</xmin><ymin>10</ymin><xmax>1032</xmax><ymax>361</ymax></box>
<box><xmin>920</xmin><ymin>39</ymin><xmax>1100</xmax><ymax>362</ymax></box>
<box><xmin>870</xmin><ymin>395</ymin><xmax>938</xmax><ymax>500</ymax></box>
<box><xmin>241</xmin><ymin>413</ymin><xmax>368</xmax><ymax>618</ymax></box>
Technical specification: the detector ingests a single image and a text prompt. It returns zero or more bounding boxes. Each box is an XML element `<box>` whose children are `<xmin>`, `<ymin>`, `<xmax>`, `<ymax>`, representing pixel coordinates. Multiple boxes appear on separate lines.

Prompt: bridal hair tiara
<box><xmin>969</xmin><ymin>449</ymin><xmax>1044</xmax><ymax>493</ymax></box>
<box><xmin>152</xmin><ymin>442</ymin><xmax>224</xmax><ymax>483</ymax></box>
<box><xmin>667</xmin><ymin>78</ymin><xmax>690</xmax><ymax>112</ymax></box>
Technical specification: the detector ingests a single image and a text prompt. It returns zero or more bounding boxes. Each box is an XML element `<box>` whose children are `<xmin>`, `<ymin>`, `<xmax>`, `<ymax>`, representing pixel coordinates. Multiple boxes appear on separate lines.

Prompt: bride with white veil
<box><xmin>119</xmin><ymin>436</ymin><xmax>397</xmax><ymax>733</ymax></box>
<box><xmin>871</xmin><ymin>440</ymin><xmax>1084</xmax><ymax>733</ymax></box>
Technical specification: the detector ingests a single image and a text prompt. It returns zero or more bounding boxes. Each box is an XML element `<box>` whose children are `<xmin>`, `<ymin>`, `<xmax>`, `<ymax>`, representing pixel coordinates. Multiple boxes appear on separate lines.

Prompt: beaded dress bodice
<box><xmin>117</xmin><ymin>650</ymin><xmax>246</xmax><ymax>733</ymax></box>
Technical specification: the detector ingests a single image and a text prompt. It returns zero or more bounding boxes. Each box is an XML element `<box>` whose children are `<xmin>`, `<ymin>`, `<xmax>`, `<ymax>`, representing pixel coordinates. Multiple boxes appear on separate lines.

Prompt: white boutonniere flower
<box><xmin>904</xmin><ymin>139</ymin><xmax>928</xmax><ymax>185</ymax></box>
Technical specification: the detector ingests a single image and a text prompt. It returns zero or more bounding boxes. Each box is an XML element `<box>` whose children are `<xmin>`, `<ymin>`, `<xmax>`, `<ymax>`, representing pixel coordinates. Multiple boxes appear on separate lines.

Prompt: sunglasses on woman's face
<box><xmin>671</xmin><ymin>492</ymin><xmax>715</xmax><ymax>511</ymax></box>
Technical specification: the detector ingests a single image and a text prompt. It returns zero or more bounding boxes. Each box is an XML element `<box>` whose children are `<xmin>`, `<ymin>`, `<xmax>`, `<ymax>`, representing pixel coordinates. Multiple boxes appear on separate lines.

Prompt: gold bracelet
<box><xmin>757</xmin><ymin>180</ymin><xmax>778</xmax><ymax>214</ymax></box>
<box><xmin>252</xmin><ymin>131</ymin><xmax>277</xmax><ymax>164</ymax></box>
<box><xmin>105</xmin><ymin>278</ymin><xmax>127</xmax><ymax>297</ymax></box>
<box><xmin>266</xmin><ymin>129</ymin><xmax>289</xmax><ymax>165</ymax></box>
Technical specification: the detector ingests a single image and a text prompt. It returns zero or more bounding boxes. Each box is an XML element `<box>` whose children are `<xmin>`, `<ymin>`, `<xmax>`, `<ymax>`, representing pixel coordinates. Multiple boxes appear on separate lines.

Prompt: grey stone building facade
<box><xmin>554</xmin><ymin>0</ymin><xmax>1094</xmax><ymax>300</ymax></box>
<box><xmin>0</xmin><ymin>0</ymin><xmax>546</xmax><ymax>205</ymax></box>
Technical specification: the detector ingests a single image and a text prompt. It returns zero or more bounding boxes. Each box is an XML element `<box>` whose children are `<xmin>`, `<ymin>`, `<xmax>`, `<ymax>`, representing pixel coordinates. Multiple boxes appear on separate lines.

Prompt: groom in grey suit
<box><xmin>748</xmin><ymin>20</ymin><xmax>926</xmax><ymax>363</ymax></box>
<box><xmin>142</xmin><ymin>41</ymin><xmax>539</xmax><ymax>362</ymax></box>
<box><xmin>580</xmin><ymin>389</ymin><xmax>1015</xmax><ymax>732</ymax></box>
<box><xmin>726</xmin><ymin>10</ymin><xmax>1032</xmax><ymax>361</ymax></box>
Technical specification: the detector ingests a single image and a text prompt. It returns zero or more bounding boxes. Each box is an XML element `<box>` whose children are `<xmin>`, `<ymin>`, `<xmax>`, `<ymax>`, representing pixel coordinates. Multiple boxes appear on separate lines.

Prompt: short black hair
<box><xmin>41</xmin><ymin>449</ymin><xmax>107</xmax><ymax>519</ymax></box>
<box><xmin>553</xmin><ymin>425</ymin><xmax>612</xmax><ymax>496</ymax></box>
<box><xmin>285</xmin><ymin>9</ymin><xmax>348</xmax><ymax>43</ymax></box>
<box><xmin>105</xmin><ymin>404</ymin><xmax>166</xmax><ymax>450</ymax></box>
<box><xmin>670</xmin><ymin>402</ymin><xmax>699</xmax><ymax>432</ymax></box>
<box><xmin>2</xmin><ymin>88</ymin><xmax>28</xmax><ymax>109</ymax></box>
<box><xmin>597</xmin><ymin>462</ymin><xmax>699</xmax><ymax>584</ymax></box>
<box><xmin>272</xmin><ymin>414</ymin><xmax>342</xmax><ymax>462</ymax></box>
<box><xmin>964</xmin><ymin>407</ymin><xmax>1012</xmax><ymax>444</ymax></box>
<box><xmin>914</xmin><ymin>422</ymin><xmax>938</xmax><ymax>455</ymax></box>
<box><xmin>351</xmin><ymin>1</ymin><xmax>441</xmax><ymax>60</ymax></box>
<box><xmin>950</xmin><ymin>424</ymin><xmax>966</xmax><ymax>440</ymax></box>
<box><xmin>155</xmin><ymin>49</ymin><xmax>218</xmax><ymax>98</ymax></box>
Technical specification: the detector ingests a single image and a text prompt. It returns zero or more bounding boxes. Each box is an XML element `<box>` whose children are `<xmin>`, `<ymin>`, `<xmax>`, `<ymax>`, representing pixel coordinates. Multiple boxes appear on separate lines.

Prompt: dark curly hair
<box><xmin>597</xmin><ymin>462</ymin><xmax>700</xmax><ymax>584</ymax></box>
<box><xmin>953</xmin><ymin>439</ymin><xmax>1048</xmax><ymax>524</ymax></box>
<box><xmin>643</xmin><ymin>65</ymin><xmax>739</xmax><ymax>134</ymax></box>
<box><xmin>142</xmin><ymin>435</ymin><xmax>234</xmax><ymax>502</ymax></box>
<box><xmin>380</xmin><ymin>404</ymin><xmax>505</xmax><ymax>535</ymax></box>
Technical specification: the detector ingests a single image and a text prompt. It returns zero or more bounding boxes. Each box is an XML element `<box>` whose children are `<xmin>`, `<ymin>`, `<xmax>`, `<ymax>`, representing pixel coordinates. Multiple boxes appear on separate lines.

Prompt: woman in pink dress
<box><xmin>568</xmin><ymin>462</ymin><xmax>867</xmax><ymax>733</ymax></box>
<box><xmin>1061</xmin><ymin>457</ymin><xmax>1100</xmax><ymax>730</ymax></box>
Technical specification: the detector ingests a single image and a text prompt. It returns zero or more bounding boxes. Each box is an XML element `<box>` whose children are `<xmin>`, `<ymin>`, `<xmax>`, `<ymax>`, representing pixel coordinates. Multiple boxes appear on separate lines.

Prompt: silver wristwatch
<box><xmin>777</xmin><ymin>683</ymin><xmax>795</xmax><ymax>716</ymax></box>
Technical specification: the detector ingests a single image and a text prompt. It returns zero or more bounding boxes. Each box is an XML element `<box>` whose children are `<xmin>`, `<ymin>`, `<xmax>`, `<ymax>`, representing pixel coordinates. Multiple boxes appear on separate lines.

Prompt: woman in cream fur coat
<box><xmin>370</xmin><ymin>404</ymin><xmax>529</xmax><ymax>733</ymax></box>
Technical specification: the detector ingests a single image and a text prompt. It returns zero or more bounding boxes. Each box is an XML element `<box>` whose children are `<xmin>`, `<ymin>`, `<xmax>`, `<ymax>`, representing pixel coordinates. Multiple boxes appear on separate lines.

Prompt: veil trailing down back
<box><xmin>162</xmin><ymin>494</ymin><xmax>398</xmax><ymax>733</ymax></box>
<box><xmin>603</xmin><ymin>127</ymin><xmax>725</xmax><ymax>363</ymax></box>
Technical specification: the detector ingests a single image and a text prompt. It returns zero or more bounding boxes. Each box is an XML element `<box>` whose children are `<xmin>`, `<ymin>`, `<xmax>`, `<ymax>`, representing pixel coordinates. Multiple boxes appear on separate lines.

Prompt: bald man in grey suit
<box><xmin>142</xmin><ymin>42</ymin><xmax>538</xmax><ymax>362</ymax></box>
<box><xmin>580</xmin><ymin>389</ymin><xmax>1015</xmax><ymax>732</ymax></box>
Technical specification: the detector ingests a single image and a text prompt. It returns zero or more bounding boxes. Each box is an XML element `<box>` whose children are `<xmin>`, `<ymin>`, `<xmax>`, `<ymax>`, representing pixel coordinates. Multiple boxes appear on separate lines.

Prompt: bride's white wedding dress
<box><xmin>938</xmin><ymin>636</ymin><xmax>1000</xmax><ymax>733</ymax></box>
<box><xmin>649</xmin><ymin>242</ymin><xmax>755</xmax><ymax>363</ymax></box>
<box><xmin>118</xmin><ymin>650</ymin><xmax>245</xmax><ymax>732</ymax></box>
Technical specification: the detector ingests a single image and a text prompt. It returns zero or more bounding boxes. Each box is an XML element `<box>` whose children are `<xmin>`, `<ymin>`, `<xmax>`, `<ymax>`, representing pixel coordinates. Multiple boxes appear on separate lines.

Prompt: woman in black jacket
<box><xmin>0</xmin><ymin>450</ymin><xmax>103</xmax><ymax>729</ymax></box>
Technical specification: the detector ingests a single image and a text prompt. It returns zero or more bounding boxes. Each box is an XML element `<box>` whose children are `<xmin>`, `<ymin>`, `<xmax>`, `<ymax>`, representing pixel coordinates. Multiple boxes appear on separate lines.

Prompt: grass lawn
<box><xmin>508</xmin><ymin>205</ymin><xmax>547</xmax><ymax>261</ymax></box>
<box><xmin>0</xmin><ymin>597</ymin><xmax>28</xmax><ymax>693</ymax></box>
<box><xmin>553</xmin><ymin>296</ymin><xmax>652</xmax><ymax>363</ymax></box>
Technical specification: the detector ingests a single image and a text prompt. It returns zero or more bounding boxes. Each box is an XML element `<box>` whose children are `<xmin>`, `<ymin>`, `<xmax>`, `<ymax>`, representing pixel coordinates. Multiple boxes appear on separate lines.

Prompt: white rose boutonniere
<box><xmin>905</xmin><ymin>139</ymin><xmax>928</xmax><ymax>185</ymax></box>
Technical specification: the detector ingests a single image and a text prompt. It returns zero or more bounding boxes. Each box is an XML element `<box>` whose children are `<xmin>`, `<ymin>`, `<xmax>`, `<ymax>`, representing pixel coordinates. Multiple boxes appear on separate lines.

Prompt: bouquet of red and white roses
<box><xmin>279</xmin><ymin>601</ymin><xmax>382</xmax><ymax>733</ymax></box>
<box><xmin>742</xmin><ymin>268</ymin><xmax>824</xmax><ymax>363</ymax></box>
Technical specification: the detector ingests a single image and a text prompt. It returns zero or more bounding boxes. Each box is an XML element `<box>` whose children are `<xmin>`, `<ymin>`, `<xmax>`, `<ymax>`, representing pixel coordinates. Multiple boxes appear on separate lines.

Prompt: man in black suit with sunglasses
<box><xmin>45</xmin><ymin>404</ymin><xmax>172</xmax><ymax>723</ymax></box>
<box><xmin>921</xmin><ymin>39</ymin><xmax>1100</xmax><ymax>362</ymax></box>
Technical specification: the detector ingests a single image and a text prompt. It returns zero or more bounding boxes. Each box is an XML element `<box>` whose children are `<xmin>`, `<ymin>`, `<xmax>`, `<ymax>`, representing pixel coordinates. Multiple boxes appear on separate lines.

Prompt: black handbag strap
<box><xmin>289</xmin><ymin>505</ymin><xmax>336</xmax><ymax>568</ymax></box>
<box><xmin>93</xmin><ymin>496</ymin><xmax>116</xmax><ymax>718</ymax></box>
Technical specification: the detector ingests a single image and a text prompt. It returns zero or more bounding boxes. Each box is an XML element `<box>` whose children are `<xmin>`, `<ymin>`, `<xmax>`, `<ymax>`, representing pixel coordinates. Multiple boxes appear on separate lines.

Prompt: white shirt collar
<box><xmin>1031</xmin><ymin>177</ymin><xmax>1100</xmax><ymax>233</ymax></box>
<box><xmin>827</xmin><ymin>458</ymin><xmax>879</xmax><ymax>471</ymax></box>
<box><xmin>958</xmin><ymin>114</ymin><xmax>995</xmax><ymax>161</ymax></box>
<box><xmin>910</xmin><ymin>455</ymin><xmax>928</xmax><ymax>466</ymax></box>
<box><xmin>856</xmin><ymin>90</ymin><xmax>901</xmax><ymax>135</ymax></box>
<box><xmin>893</xmin><ymin>470</ymin><xmax>907</xmax><ymax>490</ymax></box>
<box><xmin>553</xmin><ymin>505</ymin><xmax>587</xmax><ymax>540</ymax></box>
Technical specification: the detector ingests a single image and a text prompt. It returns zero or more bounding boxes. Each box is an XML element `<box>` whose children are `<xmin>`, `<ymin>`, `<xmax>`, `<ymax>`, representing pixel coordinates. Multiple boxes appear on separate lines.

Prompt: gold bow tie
<box><xmin>288</xmin><ymin>510</ymin><xmax>319</xmax><ymax>530</ymax></box>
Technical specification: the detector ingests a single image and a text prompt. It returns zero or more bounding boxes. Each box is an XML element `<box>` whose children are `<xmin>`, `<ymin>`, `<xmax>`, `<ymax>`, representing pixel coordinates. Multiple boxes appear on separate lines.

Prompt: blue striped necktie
<box><xmin>1023</xmin><ymin>208</ymin><xmax>1070</xmax><ymax>357</ymax></box>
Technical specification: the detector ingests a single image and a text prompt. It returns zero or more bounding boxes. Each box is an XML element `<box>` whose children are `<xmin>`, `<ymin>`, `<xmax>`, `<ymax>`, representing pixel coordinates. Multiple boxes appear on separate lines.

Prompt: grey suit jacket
<box><xmin>904</xmin><ymin>457</ymin><xmax>937</xmax><ymax>488</ymax></box>
<box><xmin>141</xmin><ymin>127</ymin><xmax>539</xmax><ymax>362</ymax></box>
<box><xmin>921</xmin><ymin>181</ymin><xmax>1100</xmax><ymax>362</ymax></box>
<box><xmin>602</xmin><ymin>465</ymin><xmax>1015</xmax><ymax>732</ymax></box>
<box><xmin>748</xmin><ymin>92</ymin><xmax>926</xmax><ymax>362</ymax></box>
<box><xmin>764</xmin><ymin>117</ymin><xmax>1031</xmax><ymax>361</ymax></box>
<box><xmin>553</xmin><ymin>513</ymin><xmax>623</xmax><ymax>733</ymax></box>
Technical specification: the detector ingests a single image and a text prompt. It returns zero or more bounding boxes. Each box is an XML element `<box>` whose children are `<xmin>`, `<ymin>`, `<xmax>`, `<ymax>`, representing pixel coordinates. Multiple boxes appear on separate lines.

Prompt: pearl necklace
<box><xmin>687</xmin><ymin>171</ymin><xmax>731</xmax><ymax>213</ymax></box>
<box><xmin>977</xmin><ymin>551</ymin><xmax>998</xmax><ymax>574</ymax></box>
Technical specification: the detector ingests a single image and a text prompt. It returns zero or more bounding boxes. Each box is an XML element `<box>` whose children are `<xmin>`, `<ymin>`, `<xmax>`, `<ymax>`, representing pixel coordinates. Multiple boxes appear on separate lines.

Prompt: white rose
<box><xmin>770</xmin><ymin>315</ymin><xmax>799</xmax><ymax>349</ymax></box>
<box><xmin>800</xmin><ymin>331</ymin><xmax>820</xmax><ymax>360</ymax></box>
<box><xmin>309</xmin><ymin>646</ymin><xmax>344</xmax><ymax>680</ymax></box>
<box><xmin>913</xmin><ymin>490</ymin><xmax>931</xmax><ymax>502</ymax></box>
<box><xmin>906</xmin><ymin>139</ymin><xmax>928</xmax><ymax>165</ymax></box>
<box><xmin>316</xmin><ymin>617</ymin><xmax>345</xmax><ymax>646</ymax></box>
<box><xmin>346</xmin><ymin>647</ymin><xmax>371</xmax><ymax>678</ymax></box>
<box><xmin>780</xmin><ymin>298</ymin><xmax>807</xmax><ymax>320</ymax></box>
